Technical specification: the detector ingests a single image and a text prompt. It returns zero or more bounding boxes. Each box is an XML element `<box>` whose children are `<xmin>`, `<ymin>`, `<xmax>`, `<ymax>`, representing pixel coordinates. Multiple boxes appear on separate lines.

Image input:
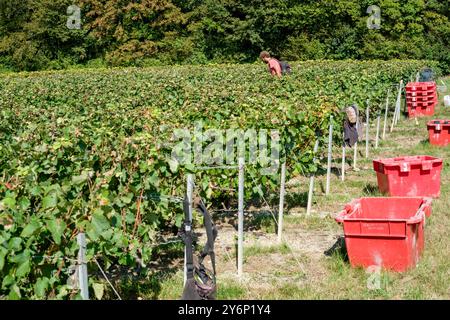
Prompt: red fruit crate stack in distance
<box><xmin>406</xmin><ymin>82</ymin><xmax>438</xmax><ymax>118</ymax></box>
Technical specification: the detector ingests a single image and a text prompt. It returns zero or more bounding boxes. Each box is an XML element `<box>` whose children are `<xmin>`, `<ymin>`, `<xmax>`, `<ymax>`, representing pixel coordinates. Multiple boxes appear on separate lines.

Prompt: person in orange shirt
<box><xmin>259</xmin><ymin>51</ymin><xmax>282</xmax><ymax>78</ymax></box>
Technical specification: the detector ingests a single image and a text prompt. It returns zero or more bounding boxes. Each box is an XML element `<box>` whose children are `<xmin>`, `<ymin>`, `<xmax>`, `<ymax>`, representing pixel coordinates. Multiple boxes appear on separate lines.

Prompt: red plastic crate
<box><xmin>405</xmin><ymin>82</ymin><xmax>438</xmax><ymax>117</ymax></box>
<box><xmin>406</xmin><ymin>95</ymin><xmax>438</xmax><ymax>103</ymax></box>
<box><xmin>373</xmin><ymin>156</ymin><xmax>443</xmax><ymax>197</ymax></box>
<box><xmin>407</xmin><ymin>103</ymin><xmax>436</xmax><ymax>118</ymax></box>
<box><xmin>405</xmin><ymin>82</ymin><xmax>437</xmax><ymax>92</ymax></box>
<box><xmin>406</xmin><ymin>90</ymin><xmax>437</xmax><ymax>97</ymax></box>
<box><xmin>427</xmin><ymin>120</ymin><xmax>450</xmax><ymax>146</ymax></box>
<box><xmin>407</xmin><ymin>99</ymin><xmax>437</xmax><ymax>107</ymax></box>
<box><xmin>335</xmin><ymin>197</ymin><xmax>432</xmax><ymax>272</ymax></box>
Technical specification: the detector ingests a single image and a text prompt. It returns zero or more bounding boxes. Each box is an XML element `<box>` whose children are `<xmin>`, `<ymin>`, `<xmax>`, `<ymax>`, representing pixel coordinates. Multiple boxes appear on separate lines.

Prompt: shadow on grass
<box><xmin>285</xmin><ymin>191</ymin><xmax>309</xmax><ymax>210</ymax></box>
<box><xmin>324</xmin><ymin>236</ymin><xmax>348</xmax><ymax>262</ymax></box>
<box><xmin>316</xmin><ymin>159</ymin><xmax>351</xmax><ymax>178</ymax></box>
<box><xmin>362</xmin><ymin>183</ymin><xmax>381</xmax><ymax>196</ymax></box>
<box><xmin>91</xmin><ymin>239</ymin><xmax>184</xmax><ymax>300</ymax></box>
<box><xmin>212</xmin><ymin>207</ymin><xmax>277</xmax><ymax>233</ymax></box>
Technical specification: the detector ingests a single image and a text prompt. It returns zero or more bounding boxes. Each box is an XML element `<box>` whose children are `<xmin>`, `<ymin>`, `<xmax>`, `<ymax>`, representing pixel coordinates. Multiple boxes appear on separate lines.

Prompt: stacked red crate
<box><xmin>405</xmin><ymin>82</ymin><xmax>438</xmax><ymax>118</ymax></box>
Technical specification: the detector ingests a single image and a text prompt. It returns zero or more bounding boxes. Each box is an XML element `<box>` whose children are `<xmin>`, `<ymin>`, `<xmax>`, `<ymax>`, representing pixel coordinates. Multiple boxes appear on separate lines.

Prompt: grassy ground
<box><xmin>121</xmin><ymin>77</ymin><xmax>450</xmax><ymax>300</ymax></box>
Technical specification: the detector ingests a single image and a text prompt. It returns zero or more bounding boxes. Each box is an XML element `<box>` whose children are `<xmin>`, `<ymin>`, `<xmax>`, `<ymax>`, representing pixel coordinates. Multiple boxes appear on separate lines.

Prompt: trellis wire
<box><xmin>93</xmin><ymin>257</ymin><xmax>123</xmax><ymax>300</ymax></box>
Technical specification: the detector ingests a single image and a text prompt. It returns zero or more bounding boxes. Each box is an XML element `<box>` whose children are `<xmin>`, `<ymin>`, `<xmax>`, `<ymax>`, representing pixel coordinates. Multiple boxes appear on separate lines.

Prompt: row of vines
<box><xmin>0</xmin><ymin>59</ymin><xmax>440</xmax><ymax>299</ymax></box>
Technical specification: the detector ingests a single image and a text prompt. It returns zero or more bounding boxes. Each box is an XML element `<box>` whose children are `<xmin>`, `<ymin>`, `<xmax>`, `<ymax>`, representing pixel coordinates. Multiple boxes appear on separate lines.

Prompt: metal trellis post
<box><xmin>77</xmin><ymin>233</ymin><xmax>89</xmax><ymax>300</ymax></box>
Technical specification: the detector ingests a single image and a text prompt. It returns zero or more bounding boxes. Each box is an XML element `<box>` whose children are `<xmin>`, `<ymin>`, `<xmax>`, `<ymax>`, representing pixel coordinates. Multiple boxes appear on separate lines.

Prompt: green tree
<box><xmin>0</xmin><ymin>0</ymin><xmax>449</xmax><ymax>71</ymax></box>
<box><xmin>79</xmin><ymin>0</ymin><xmax>189</xmax><ymax>66</ymax></box>
<box><xmin>0</xmin><ymin>0</ymin><xmax>90</xmax><ymax>71</ymax></box>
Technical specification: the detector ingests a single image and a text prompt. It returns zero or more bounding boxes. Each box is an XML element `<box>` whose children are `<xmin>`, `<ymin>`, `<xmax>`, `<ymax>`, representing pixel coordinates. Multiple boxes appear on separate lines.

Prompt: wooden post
<box><xmin>391</xmin><ymin>81</ymin><xmax>403</xmax><ymax>132</ymax></box>
<box><xmin>341</xmin><ymin>131</ymin><xmax>346</xmax><ymax>181</ymax></box>
<box><xmin>237</xmin><ymin>158</ymin><xmax>245</xmax><ymax>277</ymax></box>
<box><xmin>353</xmin><ymin>107</ymin><xmax>359</xmax><ymax>170</ymax></box>
<box><xmin>382</xmin><ymin>91</ymin><xmax>390</xmax><ymax>139</ymax></box>
<box><xmin>326</xmin><ymin>117</ymin><xmax>333</xmax><ymax>195</ymax></box>
<box><xmin>277</xmin><ymin>163</ymin><xmax>286</xmax><ymax>243</ymax></box>
<box><xmin>184</xmin><ymin>174</ymin><xmax>194</xmax><ymax>286</ymax></box>
<box><xmin>375</xmin><ymin>113</ymin><xmax>381</xmax><ymax>149</ymax></box>
<box><xmin>77</xmin><ymin>233</ymin><xmax>89</xmax><ymax>300</ymax></box>
<box><xmin>306</xmin><ymin>140</ymin><xmax>320</xmax><ymax>216</ymax></box>
<box><xmin>395</xmin><ymin>80</ymin><xmax>403</xmax><ymax>125</ymax></box>
<box><xmin>365</xmin><ymin>103</ymin><xmax>370</xmax><ymax>159</ymax></box>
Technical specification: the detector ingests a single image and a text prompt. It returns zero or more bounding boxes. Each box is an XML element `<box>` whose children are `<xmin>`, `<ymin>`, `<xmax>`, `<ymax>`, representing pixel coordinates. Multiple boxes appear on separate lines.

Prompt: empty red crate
<box><xmin>405</xmin><ymin>82</ymin><xmax>438</xmax><ymax>118</ymax></box>
<box><xmin>427</xmin><ymin>120</ymin><xmax>450</xmax><ymax>146</ymax></box>
<box><xmin>373</xmin><ymin>156</ymin><xmax>443</xmax><ymax>197</ymax></box>
<box><xmin>335</xmin><ymin>197</ymin><xmax>432</xmax><ymax>272</ymax></box>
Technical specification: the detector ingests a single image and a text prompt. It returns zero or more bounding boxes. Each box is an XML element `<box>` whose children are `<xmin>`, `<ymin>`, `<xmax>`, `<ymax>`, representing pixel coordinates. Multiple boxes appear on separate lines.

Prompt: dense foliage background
<box><xmin>0</xmin><ymin>0</ymin><xmax>449</xmax><ymax>71</ymax></box>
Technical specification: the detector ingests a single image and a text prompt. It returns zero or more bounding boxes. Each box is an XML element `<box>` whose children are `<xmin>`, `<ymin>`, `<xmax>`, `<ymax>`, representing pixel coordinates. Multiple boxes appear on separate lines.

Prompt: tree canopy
<box><xmin>0</xmin><ymin>0</ymin><xmax>449</xmax><ymax>71</ymax></box>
